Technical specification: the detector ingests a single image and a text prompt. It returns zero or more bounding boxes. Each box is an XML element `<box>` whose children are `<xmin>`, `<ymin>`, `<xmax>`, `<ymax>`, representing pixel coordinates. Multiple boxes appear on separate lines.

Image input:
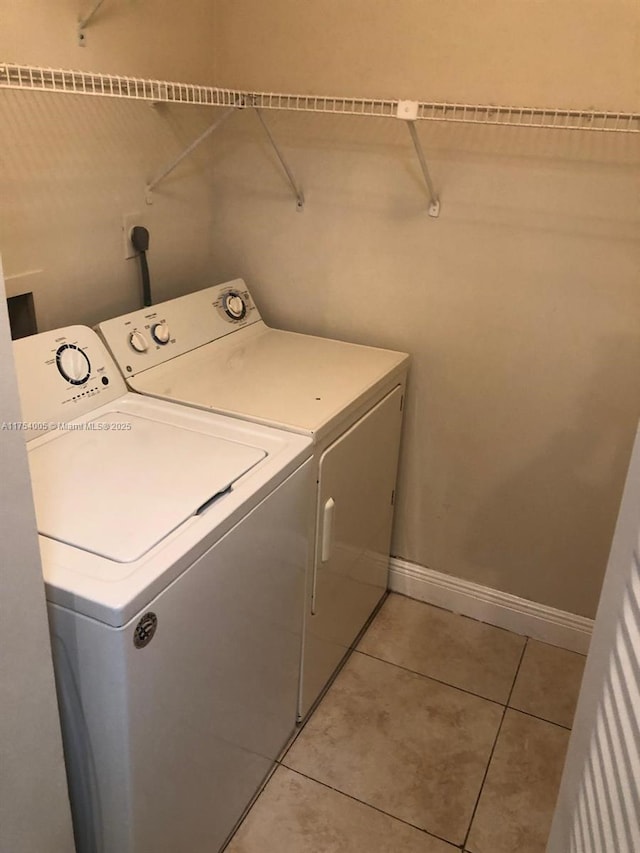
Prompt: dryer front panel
<box><xmin>301</xmin><ymin>384</ymin><xmax>404</xmax><ymax>718</ymax></box>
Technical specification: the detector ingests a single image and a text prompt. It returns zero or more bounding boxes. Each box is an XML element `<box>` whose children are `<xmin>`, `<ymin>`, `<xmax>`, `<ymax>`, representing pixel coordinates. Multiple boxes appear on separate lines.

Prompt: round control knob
<box><xmin>151</xmin><ymin>322</ymin><xmax>170</xmax><ymax>345</ymax></box>
<box><xmin>223</xmin><ymin>291</ymin><xmax>247</xmax><ymax>321</ymax></box>
<box><xmin>129</xmin><ymin>330</ymin><xmax>149</xmax><ymax>353</ymax></box>
<box><xmin>56</xmin><ymin>344</ymin><xmax>91</xmax><ymax>385</ymax></box>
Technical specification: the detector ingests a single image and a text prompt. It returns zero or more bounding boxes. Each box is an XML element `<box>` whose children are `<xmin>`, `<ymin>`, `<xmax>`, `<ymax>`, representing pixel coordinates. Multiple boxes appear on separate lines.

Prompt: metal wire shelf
<box><xmin>0</xmin><ymin>63</ymin><xmax>243</xmax><ymax>107</ymax></box>
<box><xmin>416</xmin><ymin>102</ymin><xmax>640</xmax><ymax>133</ymax></box>
<box><xmin>2</xmin><ymin>63</ymin><xmax>639</xmax><ymax>134</ymax></box>
<box><xmin>2</xmin><ymin>62</ymin><xmax>637</xmax><ymax>217</ymax></box>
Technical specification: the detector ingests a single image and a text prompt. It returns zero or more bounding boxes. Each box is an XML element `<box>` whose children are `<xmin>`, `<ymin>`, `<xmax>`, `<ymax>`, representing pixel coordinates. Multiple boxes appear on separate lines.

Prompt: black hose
<box><xmin>131</xmin><ymin>226</ymin><xmax>152</xmax><ymax>307</ymax></box>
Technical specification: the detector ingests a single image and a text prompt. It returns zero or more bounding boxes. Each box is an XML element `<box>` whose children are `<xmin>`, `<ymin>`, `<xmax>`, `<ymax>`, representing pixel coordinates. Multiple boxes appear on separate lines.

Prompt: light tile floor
<box><xmin>226</xmin><ymin>593</ymin><xmax>586</xmax><ymax>853</ymax></box>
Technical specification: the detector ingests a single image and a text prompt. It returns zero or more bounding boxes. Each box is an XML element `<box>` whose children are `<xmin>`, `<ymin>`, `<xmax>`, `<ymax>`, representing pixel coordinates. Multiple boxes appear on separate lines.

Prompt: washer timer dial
<box><xmin>56</xmin><ymin>344</ymin><xmax>91</xmax><ymax>385</ymax></box>
<box><xmin>222</xmin><ymin>291</ymin><xmax>247</xmax><ymax>321</ymax></box>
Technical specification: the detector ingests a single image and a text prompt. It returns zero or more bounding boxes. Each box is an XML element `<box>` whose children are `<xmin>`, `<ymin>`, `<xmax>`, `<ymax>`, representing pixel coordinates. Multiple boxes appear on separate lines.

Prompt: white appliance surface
<box><xmin>131</xmin><ymin>324</ymin><xmax>406</xmax><ymax>438</ymax></box>
<box><xmin>14</xmin><ymin>325</ymin><xmax>312</xmax><ymax>626</ymax></box>
<box><xmin>30</xmin><ymin>411</ymin><xmax>265</xmax><ymax>562</ymax></box>
<box><xmin>13</xmin><ymin>324</ymin><xmax>313</xmax><ymax>853</ymax></box>
<box><xmin>97</xmin><ymin>281</ymin><xmax>409</xmax><ymax>720</ymax></box>
<box><xmin>50</xmin><ymin>459</ymin><xmax>311</xmax><ymax>853</ymax></box>
<box><xmin>97</xmin><ymin>280</ymin><xmax>408</xmax><ymax>441</ymax></box>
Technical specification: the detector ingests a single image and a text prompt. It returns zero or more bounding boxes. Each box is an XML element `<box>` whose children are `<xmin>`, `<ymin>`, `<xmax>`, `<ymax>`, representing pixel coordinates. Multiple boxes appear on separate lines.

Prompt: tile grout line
<box><xmin>506</xmin><ymin>705</ymin><xmax>573</xmax><ymax>732</ymax></box>
<box><xmin>279</xmin><ymin>620</ymin><xmax>512</xmax><ymax>770</ymax></box>
<box><xmin>279</xmin><ymin>606</ymin><xmax>571</xmax><ymax>848</ymax></box>
<box><xmin>278</xmin><ymin>707</ymin><xmax>317</xmax><ymax>764</ymax></box>
<box><xmin>461</xmin><ymin>637</ymin><xmax>530</xmax><ymax>852</ymax></box>
<box><xmin>354</xmin><ymin>647</ymin><xmax>574</xmax><ymax>730</ymax></box>
<box><xmin>278</xmin><ymin>763</ymin><xmax>462</xmax><ymax>850</ymax></box>
<box><xmin>353</xmin><ymin>648</ymin><xmax>511</xmax><ymax>708</ymax></box>
<box><xmin>279</xmin><ymin>618</ymin><xmax>510</xmax><ymax>769</ymax></box>
<box><xmin>234</xmin><ymin>599</ymin><xmax>576</xmax><ymax>851</ymax></box>
<box><xmin>279</xmin><ymin>642</ymin><xmax>540</xmax><ymax>851</ymax></box>
<box><xmin>390</xmin><ymin>590</ymin><xmax>543</xmax><ymax>639</ymax></box>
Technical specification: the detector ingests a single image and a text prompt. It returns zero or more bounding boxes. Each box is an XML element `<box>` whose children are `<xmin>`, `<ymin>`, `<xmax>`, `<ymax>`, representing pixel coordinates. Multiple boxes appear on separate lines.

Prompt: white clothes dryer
<box><xmin>97</xmin><ymin>280</ymin><xmax>409</xmax><ymax>718</ymax></box>
<box><xmin>12</xmin><ymin>325</ymin><xmax>313</xmax><ymax>853</ymax></box>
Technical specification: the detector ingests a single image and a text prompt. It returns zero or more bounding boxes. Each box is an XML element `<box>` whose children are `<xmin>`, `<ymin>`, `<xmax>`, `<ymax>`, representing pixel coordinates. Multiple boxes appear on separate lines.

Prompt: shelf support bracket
<box><xmin>254</xmin><ymin>107</ymin><xmax>305</xmax><ymax>211</ymax></box>
<box><xmin>397</xmin><ymin>100</ymin><xmax>440</xmax><ymax>218</ymax></box>
<box><xmin>78</xmin><ymin>0</ymin><xmax>107</xmax><ymax>46</ymax></box>
<box><xmin>145</xmin><ymin>106</ymin><xmax>238</xmax><ymax>203</ymax></box>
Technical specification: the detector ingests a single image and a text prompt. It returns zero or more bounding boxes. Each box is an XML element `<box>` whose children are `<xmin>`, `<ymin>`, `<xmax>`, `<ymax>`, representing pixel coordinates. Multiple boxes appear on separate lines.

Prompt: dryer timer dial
<box><xmin>151</xmin><ymin>322</ymin><xmax>170</xmax><ymax>345</ymax></box>
<box><xmin>222</xmin><ymin>291</ymin><xmax>247</xmax><ymax>321</ymax></box>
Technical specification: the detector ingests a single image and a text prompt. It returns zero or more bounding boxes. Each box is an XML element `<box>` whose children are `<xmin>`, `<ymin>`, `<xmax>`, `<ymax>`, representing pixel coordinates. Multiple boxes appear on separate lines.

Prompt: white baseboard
<box><xmin>389</xmin><ymin>557</ymin><xmax>593</xmax><ymax>655</ymax></box>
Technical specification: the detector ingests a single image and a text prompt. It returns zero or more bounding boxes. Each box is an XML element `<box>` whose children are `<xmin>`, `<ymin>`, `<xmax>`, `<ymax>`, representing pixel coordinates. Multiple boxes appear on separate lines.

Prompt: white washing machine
<box><xmin>97</xmin><ymin>279</ymin><xmax>409</xmax><ymax>718</ymax></box>
<box><xmin>12</xmin><ymin>325</ymin><xmax>313</xmax><ymax>853</ymax></box>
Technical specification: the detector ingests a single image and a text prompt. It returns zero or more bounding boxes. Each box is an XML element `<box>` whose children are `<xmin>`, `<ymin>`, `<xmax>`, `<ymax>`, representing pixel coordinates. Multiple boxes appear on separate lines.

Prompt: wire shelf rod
<box><xmin>254</xmin><ymin>107</ymin><xmax>305</xmax><ymax>210</ymax></box>
<box><xmin>2</xmin><ymin>63</ymin><xmax>638</xmax><ymax>133</ymax></box>
<box><xmin>79</xmin><ymin>0</ymin><xmax>107</xmax><ymax>30</ymax></box>
<box><xmin>78</xmin><ymin>0</ymin><xmax>109</xmax><ymax>46</ymax></box>
<box><xmin>405</xmin><ymin>121</ymin><xmax>440</xmax><ymax>217</ymax></box>
<box><xmin>146</xmin><ymin>106</ymin><xmax>238</xmax><ymax>197</ymax></box>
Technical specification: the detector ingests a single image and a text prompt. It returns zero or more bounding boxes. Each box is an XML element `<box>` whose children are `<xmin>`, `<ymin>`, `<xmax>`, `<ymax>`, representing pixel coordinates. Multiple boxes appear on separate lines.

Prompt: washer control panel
<box><xmin>97</xmin><ymin>279</ymin><xmax>262</xmax><ymax>379</ymax></box>
<box><xmin>12</xmin><ymin>326</ymin><xmax>128</xmax><ymax>437</ymax></box>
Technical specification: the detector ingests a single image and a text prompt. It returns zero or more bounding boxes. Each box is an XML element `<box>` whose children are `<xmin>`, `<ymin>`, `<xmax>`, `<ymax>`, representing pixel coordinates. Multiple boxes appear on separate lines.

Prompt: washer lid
<box><xmin>28</xmin><ymin>412</ymin><xmax>265</xmax><ymax>563</ymax></box>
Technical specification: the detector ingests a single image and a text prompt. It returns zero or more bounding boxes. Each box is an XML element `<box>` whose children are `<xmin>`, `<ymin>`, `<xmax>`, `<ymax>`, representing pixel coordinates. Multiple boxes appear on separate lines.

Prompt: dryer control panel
<box><xmin>96</xmin><ymin>279</ymin><xmax>262</xmax><ymax>378</ymax></box>
<box><xmin>12</xmin><ymin>326</ymin><xmax>128</xmax><ymax>438</ymax></box>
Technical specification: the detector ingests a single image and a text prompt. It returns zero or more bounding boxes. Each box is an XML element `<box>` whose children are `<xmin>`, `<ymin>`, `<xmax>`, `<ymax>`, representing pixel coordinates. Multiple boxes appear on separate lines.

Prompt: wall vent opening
<box><xmin>7</xmin><ymin>292</ymin><xmax>37</xmax><ymax>340</ymax></box>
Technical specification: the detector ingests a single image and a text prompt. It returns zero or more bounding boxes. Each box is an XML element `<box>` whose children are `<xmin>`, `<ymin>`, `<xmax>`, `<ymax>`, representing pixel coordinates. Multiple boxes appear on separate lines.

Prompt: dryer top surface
<box><xmin>131</xmin><ymin>325</ymin><xmax>409</xmax><ymax>438</ymax></box>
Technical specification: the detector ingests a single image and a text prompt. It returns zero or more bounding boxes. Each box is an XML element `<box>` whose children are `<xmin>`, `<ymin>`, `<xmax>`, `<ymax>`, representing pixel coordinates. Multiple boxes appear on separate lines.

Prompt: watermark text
<box><xmin>1</xmin><ymin>421</ymin><xmax>133</xmax><ymax>432</ymax></box>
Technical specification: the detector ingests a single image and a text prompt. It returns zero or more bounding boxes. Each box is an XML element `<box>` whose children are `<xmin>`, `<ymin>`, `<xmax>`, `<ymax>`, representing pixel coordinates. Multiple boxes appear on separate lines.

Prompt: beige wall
<box><xmin>0</xmin><ymin>0</ymin><xmax>220</xmax><ymax>329</ymax></box>
<box><xmin>0</xmin><ymin>261</ymin><xmax>74</xmax><ymax>853</ymax></box>
<box><xmin>207</xmin><ymin>0</ymin><xmax>640</xmax><ymax>618</ymax></box>
<box><xmin>1</xmin><ymin>1</ymin><xmax>639</xmax><ymax>619</ymax></box>
<box><xmin>213</xmin><ymin>0</ymin><xmax>639</xmax><ymax>110</ymax></box>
